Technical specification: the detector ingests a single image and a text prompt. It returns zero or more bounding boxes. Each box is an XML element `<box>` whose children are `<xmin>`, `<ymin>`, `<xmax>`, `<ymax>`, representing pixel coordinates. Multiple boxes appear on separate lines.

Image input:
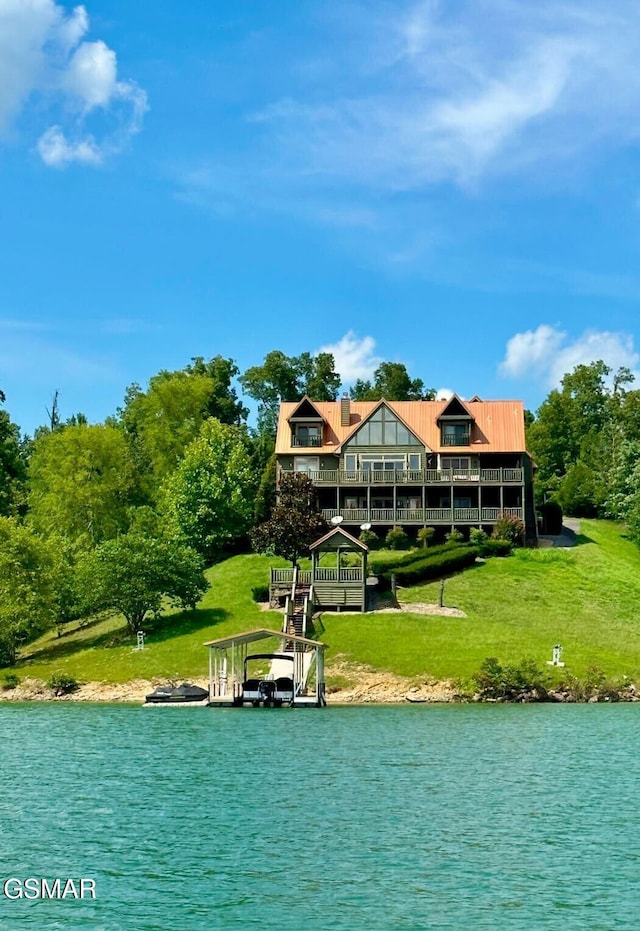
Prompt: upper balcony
<box><xmin>291</xmin><ymin>434</ymin><xmax>323</xmax><ymax>447</ymax></box>
<box><xmin>280</xmin><ymin>467</ymin><xmax>523</xmax><ymax>485</ymax></box>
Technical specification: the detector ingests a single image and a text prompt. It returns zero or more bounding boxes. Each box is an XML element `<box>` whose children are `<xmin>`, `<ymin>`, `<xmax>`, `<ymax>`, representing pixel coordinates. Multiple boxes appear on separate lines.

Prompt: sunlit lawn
<box><xmin>8</xmin><ymin>521</ymin><xmax>640</xmax><ymax>686</ymax></box>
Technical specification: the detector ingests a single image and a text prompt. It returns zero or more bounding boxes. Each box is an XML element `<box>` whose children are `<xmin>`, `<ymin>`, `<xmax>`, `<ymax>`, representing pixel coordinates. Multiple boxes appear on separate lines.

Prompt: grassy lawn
<box><xmin>321</xmin><ymin>520</ymin><xmax>640</xmax><ymax>683</ymax></box>
<box><xmin>7</xmin><ymin>520</ymin><xmax>640</xmax><ymax>686</ymax></box>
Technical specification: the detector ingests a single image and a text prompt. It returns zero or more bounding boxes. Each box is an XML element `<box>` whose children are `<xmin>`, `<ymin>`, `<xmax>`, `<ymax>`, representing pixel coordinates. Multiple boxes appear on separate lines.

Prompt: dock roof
<box><xmin>204</xmin><ymin>628</ymin><xmax>326</xmax><ymax>650</ymax></box>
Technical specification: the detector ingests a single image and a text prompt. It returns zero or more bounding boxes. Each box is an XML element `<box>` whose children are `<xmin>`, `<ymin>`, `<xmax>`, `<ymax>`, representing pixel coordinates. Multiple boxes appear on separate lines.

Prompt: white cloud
<box><xmin>37</xmin><ymin>125</ymin><xmax>102</xmax><ymax>166</ymax></box>
<box><xmin>316</xmin><ymin>331</ymin><xmax>382</xmax><ymax>383</ymax></box>
<box><xmin>499</xmin><ymin>324</ymin><xmax>640</xmax><ymax>387</ymax></box>
<box><xmin>434</xmin><ymin>387</ymin><xmax>454</xmax><ymax>400</ymax></box>
<box><xmin>0</xmin><ymin>0</ymin><xmax>147</xmax><ymax>166</ymax></box>
<box><xmin>250</xmin><ymin>2</ymin><xmax>640</xmax><ymax>189</ymax></box>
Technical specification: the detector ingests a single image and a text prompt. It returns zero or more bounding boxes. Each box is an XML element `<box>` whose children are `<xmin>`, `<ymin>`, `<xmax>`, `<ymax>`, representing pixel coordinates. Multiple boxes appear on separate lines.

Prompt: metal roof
<box><xmin>276</xmin><ymin>398</ymin><xmax>528</xmax><ymax>455</ymax></box>
<box><xmin>204</xmin><ymin>628</ymin><xmax>326</xmax><ymax>650</ymax></box>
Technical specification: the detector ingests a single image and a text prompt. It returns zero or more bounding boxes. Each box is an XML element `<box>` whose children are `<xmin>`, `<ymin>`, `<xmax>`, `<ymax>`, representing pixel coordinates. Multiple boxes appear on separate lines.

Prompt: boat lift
<box><xmin>204</xmin><ymin>628</ymin><xmax>326</xmax><ymax>708</ymax></box>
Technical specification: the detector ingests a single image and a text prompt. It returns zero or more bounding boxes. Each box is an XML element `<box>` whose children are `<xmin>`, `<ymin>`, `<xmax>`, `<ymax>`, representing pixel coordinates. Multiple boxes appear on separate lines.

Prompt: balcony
<box><xmin>291</xmin><ymin>434</ymin><xmax>322</xmax><ymax>447</ymax></box>
<box><xmin>441</xmin><ymin>432</ymin><xmax>470</xmax><ymax>446</ymax></box>
<box><xmin>282</xmin><ymin>467</ymin><xmax>523</xmax><ymax>485</ymax></box>
<box><xmin>321</xmin><ymin>507</ymin><xmax>524</xmax><ymax>524</ymax></box>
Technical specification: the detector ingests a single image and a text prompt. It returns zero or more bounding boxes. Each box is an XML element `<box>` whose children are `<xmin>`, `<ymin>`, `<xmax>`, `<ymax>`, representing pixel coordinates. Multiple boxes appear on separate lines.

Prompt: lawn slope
<box><xmin>8</xmin><ymin>520</ymin><xmax>640</xmax><ymax>686</ymax></box>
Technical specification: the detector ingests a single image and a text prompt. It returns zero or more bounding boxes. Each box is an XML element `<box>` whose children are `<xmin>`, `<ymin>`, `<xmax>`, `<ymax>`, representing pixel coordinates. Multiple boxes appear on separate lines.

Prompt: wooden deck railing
<box><xmin>320</xmin><ymin>507</ymin><xmax>525</xmax><ymax>524</ymax></box>
<box><xmin>284</xmin><ymin>467</ymin><xmax>523</xmax><ymax>485</ymax></box>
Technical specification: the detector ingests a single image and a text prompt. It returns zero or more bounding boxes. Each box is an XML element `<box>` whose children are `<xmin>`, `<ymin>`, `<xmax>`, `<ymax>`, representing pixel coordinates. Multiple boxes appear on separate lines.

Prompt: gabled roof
<box><xmin>287</xmin><ymin>396</ymin><xmax>325</xmax><ymax>421</ymax></box>
<box><xmin>334</xmin><ymin>398</ymin><xmax>425</xmax><ymax>452</ymax></box>
<box><xmin>309</xmin><ymin>526</ymin><xmax>369</xmax><ymax>552</ymax></box>
<box><xmin>275</xmin><ymin>397</ymin><xmax>527</xmax><ymax>454</ymax></box>
<box><xmin>204</xmin><ymin>628</ymin><xmax>325</xmax><ymax>649</ymax></box>
<box><xmin>436</xmin><ymin>394</ymin><xmax>475</xmax><ymax>420</ymax></box>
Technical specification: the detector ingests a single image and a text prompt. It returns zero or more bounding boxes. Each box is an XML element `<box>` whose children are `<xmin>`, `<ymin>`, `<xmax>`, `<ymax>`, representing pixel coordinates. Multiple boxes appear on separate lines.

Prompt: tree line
<box><xmin>0</xmin><ymin>351</ymin><xmax>432</xmax><ymax>665</ymax></box>
<box><xmin>527</xmin><ymin>360</ymin><xmax>640</xmax><ymax>539</ymax></box>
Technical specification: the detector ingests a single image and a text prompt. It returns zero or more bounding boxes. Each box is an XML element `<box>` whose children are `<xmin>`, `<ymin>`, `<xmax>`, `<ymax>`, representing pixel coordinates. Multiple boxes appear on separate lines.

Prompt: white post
<box><xmin>208</xmin><ymin>648</ymin><xmax>213</xmax><ymax>698</ymax></box>
<box><xmin>220</xmin><ymin>655</ymin><xmax>228</xmax><ymax>696</ymax></box>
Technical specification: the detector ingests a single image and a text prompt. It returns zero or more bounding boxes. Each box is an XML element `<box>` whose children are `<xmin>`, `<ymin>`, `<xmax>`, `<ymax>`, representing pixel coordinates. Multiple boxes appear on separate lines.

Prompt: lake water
<box><xmin>0</xmin><ymin>703</ymin><xmax>639</xmax><ymax>930</ymax></box>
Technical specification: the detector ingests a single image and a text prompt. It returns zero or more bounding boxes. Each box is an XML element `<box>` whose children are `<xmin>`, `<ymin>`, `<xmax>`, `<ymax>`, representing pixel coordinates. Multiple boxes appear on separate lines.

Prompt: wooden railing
<box><xmin>285</xmin><ymin>468</ymin><xmax>523</xmax><ymax>485</ymax></box>
<box><xmin>314</xmin><ymin>567</ymin><xmax>363</xmax><ymax>582</ymax></box>
<box><xmin>271</xmin><ymin>568</ymin><xmax>294</xmax><ymax>583</ymax></box>
<box><xmin>442</xmin><ymin>433</ymin><xmax>470</xmax><ymax>446</ymax></box>
<box><xmin>291</xmin><ymin>435</ymin><xmax>322</xmax><ymax>447</ymax></box>
<box><xmin>321</xmin><ymin>507</ymin><xmax>525</xmax><ymax>524</ymax></box>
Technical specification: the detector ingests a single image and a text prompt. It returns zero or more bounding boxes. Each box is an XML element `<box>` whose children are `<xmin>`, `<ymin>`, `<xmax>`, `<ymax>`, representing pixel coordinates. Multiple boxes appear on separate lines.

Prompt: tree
<box><xmin>0</xmin><ymin>518</ymin><xmax>57</xmax><ymax>665</ymax></box>
<box><xmin>240</xmin><ymin>350</ymin><xmax>341</xmax><ymax>434</ymax></box>
<box><xmin>78</xmin><ymin>531</ymin><xmax>207</xmax><ymax>634</ymax></box>
<box><xmin>350</xmin><ymin>362</ymin><xmax>434</xmax><ymax>400</ymax></box>
<box><xmin>119</xmin><ymin>356</ymin><xmax>247</xmax><ymax>491</ymax></box>
<box><xmin>28</xmin><ymin>423</ymin><xmax>140</xmax><ymax>546</ymax></box>
<box><xmin>162</xmin><ymin>418</ymin><xmax>255</xmax><ymax>562</ymax></box>
<box><xmin>251</xmin><ymin>471</ymin><xmax>328</xmax><ymax>565</ymax></box>
<box><xmin>254</xmin><ymin>452</ymin><xmax>277</xmax><ymax>523</ymax></box>
<box><xmin>0</xmin><ymin>390</ymin><xmax>27</xmax><ymax>517</ymax></box>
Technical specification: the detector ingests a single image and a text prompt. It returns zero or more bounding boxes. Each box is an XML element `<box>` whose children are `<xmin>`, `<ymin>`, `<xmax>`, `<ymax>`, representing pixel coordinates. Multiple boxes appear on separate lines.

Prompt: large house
<box><xmin>275</xmin><ymin>394</ymin><xmax>536</xmax><ymax>542</ymax></box>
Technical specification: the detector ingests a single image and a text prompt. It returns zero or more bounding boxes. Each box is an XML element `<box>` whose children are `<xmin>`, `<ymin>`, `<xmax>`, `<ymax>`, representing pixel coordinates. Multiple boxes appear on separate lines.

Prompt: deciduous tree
<box><xmin>350</xmin><ymin>362</ymin><xmax>433</xmax><ymax>401</ymax></box>
<box><xmin>0</xmin><ymin>518</ymin><xmax>57</xmax><ymax>665</ymax></box>
<box><xmin>78</xmin><ymin>532</ymin><xmax>207</xmax><ymax>634</ymax></box>
<box><xmin>251</xmin><ymin>472</ymin><xmax>328</xmax><ymax>565</ymax></box>
<box><xmin>162</xmin><ymin>418</ymin><xmax>255</xmax><ymax>562</ymax></box>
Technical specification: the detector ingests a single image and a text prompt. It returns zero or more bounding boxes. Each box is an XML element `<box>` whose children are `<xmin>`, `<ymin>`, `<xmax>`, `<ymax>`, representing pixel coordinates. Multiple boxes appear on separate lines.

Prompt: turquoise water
<box><xmin>1</xmin><ymin>704</ymin><xmax>639</xmax><ymax>930</ymax></box>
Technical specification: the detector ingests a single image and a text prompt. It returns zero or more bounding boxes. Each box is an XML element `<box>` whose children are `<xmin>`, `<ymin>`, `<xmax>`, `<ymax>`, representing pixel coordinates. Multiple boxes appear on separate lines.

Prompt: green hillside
<box><xmin>8</xmin><ymin>520</ymin><xmax>640</xmax><ymax>687</ymax></box>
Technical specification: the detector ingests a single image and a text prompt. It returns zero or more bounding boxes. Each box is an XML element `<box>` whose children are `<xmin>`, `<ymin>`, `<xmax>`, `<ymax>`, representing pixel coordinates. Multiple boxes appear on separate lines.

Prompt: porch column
<box><xmin>336</xmin><ymin>486</ymin><xmax>339</xmax><ymax>512</ymax></box>
<box><xmin>500</xmin><ymin>484</ymin><xmax>504</xmax><ymax>515</ymax></box>
<box><xmin>422</xmin><ymin>484</ymin><xmax>425</xmax><ymax>526</ymax></box>
<box><xmin>367</xmin><ymin>485</ymin><xmax>371</xmax><ymax>521</ymax></box>
<box><xmin>393</xmin><ymin>485</ymin><xmax>397</xmax><ymax>523</ymax></box>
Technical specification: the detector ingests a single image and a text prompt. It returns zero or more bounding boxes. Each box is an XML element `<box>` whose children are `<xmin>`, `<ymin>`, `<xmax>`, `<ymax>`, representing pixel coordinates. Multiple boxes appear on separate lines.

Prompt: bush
<box><xmin>493</xmin><ymin>514</ymin><xmax>525</xmax><ymax>546</ymax></box>
<box><xmin>380</xmin><ymin>546</ymin><xmax>478</xmax><ymax>587</ymax></box>
<box><xmin>2</xmin><ymin>673</ymin><xmax>20</xmax><ymax>690</ymax></box>
<box><xmin>359</xmin><ymin>529</ymin><xmax>379</xmax><ymax>549</ymax></box>
<box><xmin>385</xmin><ymin>527</ymin><xmax>410</xmax><ymax>550</ymax></box>
<box><xmin>479</xmin><ymin>539</ymin><xmax>512</xmax><ymax>558</ymax></box>
<box><xmin>251</xmin><ymin>584</ymin><xmax>270</xmax><ymax>603</ymax></box>
<box><xmin>445</xmin><ymin>529</ymin><xmax>464</xmax><ymax>545</ymax></box>
<box><xmin>369</xmin><ymin>542</ymin><xmax>470</xmax><ymax>578</ymax></box>
<box><xmin>48</xmin><ymin>673</ymin><xmax>79</xmax><ymax>696</ymax></box>
<box><xmin>471</xmin><ymin>657</ymin><xmax>550</xmax><ymax>701</ymax></box>
<box><xmin>559</xmin><ymin>666</ymin><xmax>621</xmax><ymax>702</ymax></box>
<box><xmin>469</xmin><ymin>527</ymin><xmax>488</xmax><ymax>547</ymax></box>
<box><xmin>417</xmin><ymin>527</ymin><xmax>435</xmax><ymax>548</ymax></box>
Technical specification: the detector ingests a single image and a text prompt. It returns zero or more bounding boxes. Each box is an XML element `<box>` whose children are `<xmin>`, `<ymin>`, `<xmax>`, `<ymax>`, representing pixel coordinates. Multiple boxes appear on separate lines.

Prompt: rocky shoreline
<box><xmin>1</xmin><ymin>669</ymin><xmax>638</xmax><ymax>705</ymax></box>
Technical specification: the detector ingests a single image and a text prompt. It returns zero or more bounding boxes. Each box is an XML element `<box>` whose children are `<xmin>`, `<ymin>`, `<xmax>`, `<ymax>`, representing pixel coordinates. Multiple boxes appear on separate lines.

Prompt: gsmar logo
<box><xmin>3</xmin><ymin>878</ymin><xmax>96</xmax><ymax>899</ymax></box>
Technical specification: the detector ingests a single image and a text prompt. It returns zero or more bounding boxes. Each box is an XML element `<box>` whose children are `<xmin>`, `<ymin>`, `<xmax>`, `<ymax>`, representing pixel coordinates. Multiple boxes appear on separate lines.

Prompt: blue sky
<box><xmin>3</xmin><ymin>0</ymin><xmax>640</xmax><ymax>434</ymax></box>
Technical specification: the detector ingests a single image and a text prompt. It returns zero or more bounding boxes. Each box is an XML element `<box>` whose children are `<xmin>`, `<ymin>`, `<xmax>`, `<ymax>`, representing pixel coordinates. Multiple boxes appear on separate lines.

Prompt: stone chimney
<box><xmin>340</xmin><ymin>394</ymin><xmax>351</xmax><ymax>426</ymax></box>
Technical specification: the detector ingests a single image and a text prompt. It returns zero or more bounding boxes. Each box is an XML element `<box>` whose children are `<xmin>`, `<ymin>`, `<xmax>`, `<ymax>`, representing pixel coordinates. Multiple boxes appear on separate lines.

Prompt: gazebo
<box><xmin>308</xmin><ymin>526</ymin><xmax>369</xmax><ymax>612</ymax></box>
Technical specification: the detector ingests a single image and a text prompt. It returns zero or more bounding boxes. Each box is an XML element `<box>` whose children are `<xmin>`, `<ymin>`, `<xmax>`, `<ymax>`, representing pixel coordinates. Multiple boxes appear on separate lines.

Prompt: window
<box><xmin>344</xmin><ymin>454</ymin><xmax>357</xmax><ymax>472</ymax></box>
<box><xmin>408</xmin><ymin>453</ymin><xmax>421</xmax><ymax>470</ymax></box>
<box><xmin>441</xmin><ymin>423</ymin><xmax>470</xmax><ymax>446</ymax></box>
<box><xmin>294</xmin><ymin>424</ymin><xmax>321</xmax><ymax>446</ymax></box>
<box><xmin>294</xmin><ymin>456</ymin><xmax>319</xmax><ymax>473</ymax></box>
<box><xmin>442</xmin><ymin>457</ymin><xmax>471</xmax><ymax>471</ymax></box>
<box><xmin>361</xmin><ymin>455</ymin><xmax>405</xmax><ymax>473</ymax></box>
<box><xmin>349</xmin><ymin>405</ymin><xmax>420</xmax><ymax>446</ymax></box>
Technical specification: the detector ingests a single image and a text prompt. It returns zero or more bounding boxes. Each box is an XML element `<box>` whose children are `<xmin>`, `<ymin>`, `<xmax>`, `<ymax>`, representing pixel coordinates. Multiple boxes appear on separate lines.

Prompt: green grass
<box><xmin>321</xmin><ymin>521</ymin><xmax>640</xmax><ymax>682</ymax></box>
<box><xmin>9</xmin><ymin>520</ymin><xmax>640</xmax><ymax>686</ymax></box>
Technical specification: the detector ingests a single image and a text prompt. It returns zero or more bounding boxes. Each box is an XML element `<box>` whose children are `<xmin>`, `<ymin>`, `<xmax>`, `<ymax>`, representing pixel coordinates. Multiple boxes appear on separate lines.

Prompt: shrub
<box><xmin>2</xmin><ymin>673</ymin><xmax>20</xmax><ymax>690</ymax></box>
<box><xmin>48</xmin><ymin>673</ymin><xmax>79</xmax><ymax>696</ymax></box>
<box><xmin>559</xmin><ymin>666</ymin><xmax>620</xmax><ymax>702</ymax></box>
<box><xmin>385</xmin><ymin>527</ymin><xmax>410</xmax><ymax>550</ymax></box>
<box><xmin>445</xmin><ymin>529</ymin><xmax>464</xmax><ymax>545</ymax></box>
<box><xmin>417</xmin><ymin>527</ymin><xmax>435</xmax><ymax>548</ymax></box>
<box><xmin>369</xmin><ymin>542</ymin><xmax>470</xmax><ymax>578</ymax></box>
<box><xmin>380</xmin><ymin>546</ymin><xmax>478</xmax><ymax>587</ymax></box>
<box><xmin>493</xmin><ymin>514</ymin><xmax>525</xmax><ymax>546</ymax></box>
<box><xmin>469</xmin><ymin>527</ymin><xmax>488</xmax><ymax>546</ymax></box>
<box><xmin>251</xmin><ymin>584</ymin><xmax>270</xmax><ymax>603</ymax></box>
<box><xmin>471</xmin><ymin>657</ymin><xmax>550</xmax><ymax>701</ymax></box>
<box><xmin>359</xmin><ymin>529</ymin><xmax>379</xmax><ymax>549</ymax></box>
<box><xmin>479</xmin><ymin>538</ymin><xmax>512</xmax><ymax>558</ymax></box>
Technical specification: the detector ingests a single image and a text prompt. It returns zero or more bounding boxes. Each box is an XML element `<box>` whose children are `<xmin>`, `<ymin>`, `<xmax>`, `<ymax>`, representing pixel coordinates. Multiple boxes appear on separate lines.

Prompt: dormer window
<box><xmin>292</xmin><ymin>424</ymin><xmax>322</xmax><ymax>447</ymax></box>
<box><xmin>441</xmin><ymin>423</ymin><xmax>470</xmax><ymax>446</ymax></box>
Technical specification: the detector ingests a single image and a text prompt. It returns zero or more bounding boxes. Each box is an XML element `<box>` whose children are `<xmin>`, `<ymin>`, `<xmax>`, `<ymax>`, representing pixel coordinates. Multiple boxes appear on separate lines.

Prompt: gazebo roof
<box><xmin>309</xmin><ymin>526</ymin><xmax>369</xmax><ymax>552</ymax></box>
